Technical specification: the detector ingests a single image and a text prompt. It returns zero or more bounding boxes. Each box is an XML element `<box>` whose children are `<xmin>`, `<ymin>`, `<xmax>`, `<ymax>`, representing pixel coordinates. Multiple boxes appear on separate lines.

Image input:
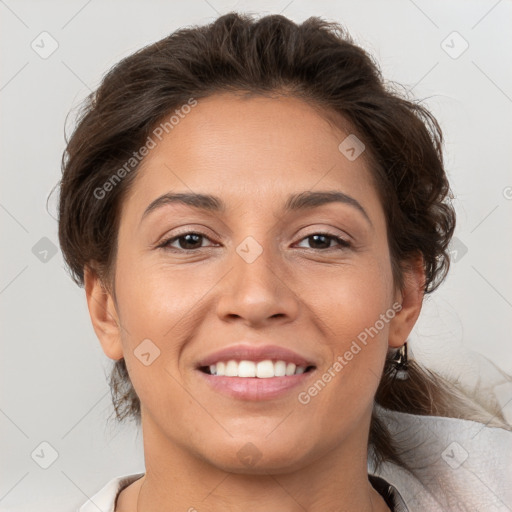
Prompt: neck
<box><xmin>133</xmin><ymin>411</ymin><xmax>390</xmax><ymax>512</ymax></box>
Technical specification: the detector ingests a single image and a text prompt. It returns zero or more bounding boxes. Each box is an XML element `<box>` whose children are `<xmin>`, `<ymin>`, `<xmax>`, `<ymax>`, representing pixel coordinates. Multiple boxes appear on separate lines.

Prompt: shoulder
<box><xmin>76</xmin><ymin>472</ymin><xmax>145</xmax><ymax>512</ymax></box>
<box><xmin>370</xmin><ymin>408</ymin><xmax>512</xmax><ymax>511</ymax></box>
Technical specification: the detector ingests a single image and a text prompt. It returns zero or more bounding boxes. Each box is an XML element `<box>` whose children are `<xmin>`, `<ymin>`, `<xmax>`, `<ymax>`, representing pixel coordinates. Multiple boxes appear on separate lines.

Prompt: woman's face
<box><xmin>87</xmin><ymin>92</ymin><xmax>421</xmax><ymax>473</ymax></box>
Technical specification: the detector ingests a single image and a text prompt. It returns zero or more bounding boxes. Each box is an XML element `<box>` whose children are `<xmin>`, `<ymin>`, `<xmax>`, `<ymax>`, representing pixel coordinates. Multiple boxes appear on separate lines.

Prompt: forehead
<box><xmin>121</xmin><ymin>92</ymin><xmax>380</xmax><ymax>220</ymax></box>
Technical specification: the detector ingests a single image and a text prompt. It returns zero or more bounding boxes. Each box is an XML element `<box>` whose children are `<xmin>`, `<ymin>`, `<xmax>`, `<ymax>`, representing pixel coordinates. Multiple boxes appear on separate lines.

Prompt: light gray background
<box><xmin>1</xmin><ymin>0</ymin><xmax>511</xmax><ymax>510</ymax></box>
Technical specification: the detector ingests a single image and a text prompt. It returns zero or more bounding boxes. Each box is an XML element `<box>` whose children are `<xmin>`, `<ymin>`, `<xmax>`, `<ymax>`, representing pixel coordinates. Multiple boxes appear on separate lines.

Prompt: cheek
<box><xmin>324</xmin><ymin>284</ymin><xmax>391</xmax><ymax>369</ymax></box>
<box><xmin>303</xmin><ymin>250</ymin><xmax>394</xmax><ymax>343</ymax></box>
<box><xmin>296</xmin><ymin>256</ymin><xmax>392</xmax><ymax>416</ymax></box>
<box><xmin>295</xmin><ymin>295</ymin><xmax>390</xmax><ymax>447</ymax></box>
<box><xmin>112</xmin><ymin>252</ymin><xmax>219</xmax><ymax>412</ymax></box>
<box><xmin>114</xmin><ymin>250</ymin><xmax>204</xmax><ymax>341</ymax></box>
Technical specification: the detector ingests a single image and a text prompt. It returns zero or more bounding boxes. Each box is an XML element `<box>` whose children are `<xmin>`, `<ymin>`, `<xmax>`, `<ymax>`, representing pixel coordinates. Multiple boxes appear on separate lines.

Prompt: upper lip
<box><xmin>197</xmin><ymin>344</ymin><xmax>317</xmax><ymax>368</ymax></box>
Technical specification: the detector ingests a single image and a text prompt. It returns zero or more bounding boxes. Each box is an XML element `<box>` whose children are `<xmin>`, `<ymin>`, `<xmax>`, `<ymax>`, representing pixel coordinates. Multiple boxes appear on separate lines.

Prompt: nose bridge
<box><xmin>229</xmin><ymin>206</ymin><xmax>281</xmax><ymax>282</ymax></box>
<box><xmin>232</xmin><ymin>232</ymin><xmax>281</xmax><ymax>296</ymax></box>
<box><xmin>216</xmin><ymin>230</ymin><xmax>299</xmax><ymax>325</ymax></box>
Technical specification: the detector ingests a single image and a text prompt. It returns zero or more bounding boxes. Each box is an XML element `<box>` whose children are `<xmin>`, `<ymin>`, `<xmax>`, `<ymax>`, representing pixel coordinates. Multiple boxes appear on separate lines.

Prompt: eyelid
<box><xmin>156</xmin><ymin>228</ymin><xmax>218</xmax><ymax>250</ymax></box>
<box><xmin>293</xmin><ymin>223</ymin><xmax>354</xmax><ymax>243</ymax></box>
<box><xmin>293</xmin><ymin>232</ymin><xmax>351</xmax><ymax>250</ymax></box>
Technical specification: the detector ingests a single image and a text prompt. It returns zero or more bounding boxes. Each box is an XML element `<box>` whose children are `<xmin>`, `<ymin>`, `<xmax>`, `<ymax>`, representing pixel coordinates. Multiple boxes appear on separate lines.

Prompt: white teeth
<box><xmin>256</xmin><ymin>360</ymin><xmax>274</xmax><ymax>378</ymax></box>
<box><xmin>238</xmin><ymin>360</ymin><xmax>256</xmax><ymax>377</ymax></box>
<box><xmin>285</xmin><ymin>362</ymin><xmax>296</xmax><ymax>376</ymax></box>
<box><xmin>216</xmin><ymin>361</ymin><xmax>226</xmax><ymax>376</ymax></box>
<box><xmin>225</xmin><ymin>360</ymin><xmax>238</xmax><ymax>377</ymax></box>
<box><xmin>206</xmin><ymin>359</ymin><xmax>308</xmax><ymax>377</ymax></box>
<box><xmin>274</xmin><ymin>360</ymin><xmax>286</xmax><ymax>377</ymax></box>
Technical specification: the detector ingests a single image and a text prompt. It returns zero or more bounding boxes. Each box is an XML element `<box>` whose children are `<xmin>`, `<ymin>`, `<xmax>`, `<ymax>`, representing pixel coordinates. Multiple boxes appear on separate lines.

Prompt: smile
<box><xmin>201</xmin><ymin>359</ymin><xmax>315</xmax><ymax>377</ymax></box>
<box><xmin>196</xmin><ymin>343</ymin><xmax>318</xmax><ymax>400</ymax></box>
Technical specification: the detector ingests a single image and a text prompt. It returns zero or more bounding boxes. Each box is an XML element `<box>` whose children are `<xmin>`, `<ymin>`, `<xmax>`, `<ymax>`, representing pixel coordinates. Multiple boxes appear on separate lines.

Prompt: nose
<box><xmin>216</xmin><ymin>238</ymin><xmax>300</xmax><ymax>328</ymax></box>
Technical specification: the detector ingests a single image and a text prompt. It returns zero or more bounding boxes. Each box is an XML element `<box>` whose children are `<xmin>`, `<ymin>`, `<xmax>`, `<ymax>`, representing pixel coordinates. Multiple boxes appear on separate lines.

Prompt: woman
<box><xmin>59</xmin><ymin>12</ymin><xmax>512</xmax><ymax>512</ymax></box>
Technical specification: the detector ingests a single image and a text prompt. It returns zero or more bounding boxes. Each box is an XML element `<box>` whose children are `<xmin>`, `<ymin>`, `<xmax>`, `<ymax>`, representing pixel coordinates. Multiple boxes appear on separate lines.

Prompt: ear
<box><xmin>388</xmin><ymin>253</ymin><xmax>425</xmax><ymax>349</ymax></box>
<box><xmin>84</xmin><ymin>264</ymin><xmax>124</xmax><ymax>360</ymax></box>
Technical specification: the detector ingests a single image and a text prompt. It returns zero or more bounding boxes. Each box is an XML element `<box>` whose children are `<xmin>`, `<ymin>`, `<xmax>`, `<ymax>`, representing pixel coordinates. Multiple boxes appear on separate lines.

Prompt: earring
<box><xmin>390</xmin><ymin>341</ymin><xmax>409</xmax><ymax>380</ymax></box>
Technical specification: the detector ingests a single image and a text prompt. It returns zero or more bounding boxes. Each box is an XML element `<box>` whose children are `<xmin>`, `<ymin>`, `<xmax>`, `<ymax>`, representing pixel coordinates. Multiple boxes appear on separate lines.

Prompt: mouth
<box><xmin>195</xmin><ymin>343</ymin><xmax>318</xmax><ymax>400</ymax></box>
<box><xmin>199</xmin><ymin>360</ymin><xmax>316</xmax><ymax>377</ymax></box>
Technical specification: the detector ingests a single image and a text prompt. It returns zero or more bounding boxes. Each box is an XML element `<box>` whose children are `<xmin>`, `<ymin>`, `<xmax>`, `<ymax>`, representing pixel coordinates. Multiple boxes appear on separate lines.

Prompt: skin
<box><xmin>85</xmin><ymin>92</ymin><xmax>424</xmax><ymax>512</ymax></box>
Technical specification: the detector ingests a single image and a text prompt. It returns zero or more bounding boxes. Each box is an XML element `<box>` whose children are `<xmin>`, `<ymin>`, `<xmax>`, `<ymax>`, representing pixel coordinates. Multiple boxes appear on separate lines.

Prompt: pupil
<box><xmin>310</xmin><ymin>234</ymin><xmax>329</xmax><ymax>249</ymax></box>
<box><xmin>180</xmin><ymin>233</ymin><xmax>201</xmax><ymax>249</ymax></box>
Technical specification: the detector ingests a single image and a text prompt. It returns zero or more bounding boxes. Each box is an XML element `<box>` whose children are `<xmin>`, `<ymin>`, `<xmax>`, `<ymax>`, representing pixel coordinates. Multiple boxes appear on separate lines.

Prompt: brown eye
<box><xmin>159</xmin><ymin>232</ymin><xmax>215</xmax><ymax>251</ymax></box>
<box><xmin>296</xmin><ymin>233</ymin><xmax>351</xmax><ymax>250</ymax></box>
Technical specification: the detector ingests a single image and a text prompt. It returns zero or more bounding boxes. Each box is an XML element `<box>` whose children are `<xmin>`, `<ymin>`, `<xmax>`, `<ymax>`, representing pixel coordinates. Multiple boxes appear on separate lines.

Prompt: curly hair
<box><xmin>57</xmin><ymin>12</ymin><xmax>510</xmax><ymax>475</ymax></box>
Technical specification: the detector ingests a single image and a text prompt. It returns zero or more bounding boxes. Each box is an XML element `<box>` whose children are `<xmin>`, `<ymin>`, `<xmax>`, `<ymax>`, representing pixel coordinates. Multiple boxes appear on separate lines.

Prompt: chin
<box><xmin>197</xmin><ymin>434</ymin><xmax>314</xmax><ymax>475</ymax></box>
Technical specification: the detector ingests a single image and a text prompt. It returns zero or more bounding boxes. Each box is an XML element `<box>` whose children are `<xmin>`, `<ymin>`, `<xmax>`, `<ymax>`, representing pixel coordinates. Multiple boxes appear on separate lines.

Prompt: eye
<box><xmin>158</xmin><ymin>231</ymin><xmax>216</xmax><ymax>251</ymax></box>
<box><xmin>295</xmin><ymin>233</ymin><xmax>351</xmax><ymax>250</ymax></box>
<box><xmin>157</xmin><ymin>231</ymin><xmax>351</xmax><ymax>252</ymax></box>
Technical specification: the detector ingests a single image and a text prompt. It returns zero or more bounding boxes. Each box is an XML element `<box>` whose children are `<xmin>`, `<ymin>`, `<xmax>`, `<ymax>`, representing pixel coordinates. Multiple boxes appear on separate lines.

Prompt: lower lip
<box><xmin>198</xmin><ymin>370</ymin><xmax>314</xmax><ymax>401</ymax></box>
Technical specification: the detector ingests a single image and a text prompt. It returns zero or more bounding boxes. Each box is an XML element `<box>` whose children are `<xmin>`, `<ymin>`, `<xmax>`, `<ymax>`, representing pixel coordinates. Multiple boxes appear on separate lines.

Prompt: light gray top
<box><xmin>77</xmin><ymin>408</ymin><xmax>512</xmax><ymax>512</ymax></box>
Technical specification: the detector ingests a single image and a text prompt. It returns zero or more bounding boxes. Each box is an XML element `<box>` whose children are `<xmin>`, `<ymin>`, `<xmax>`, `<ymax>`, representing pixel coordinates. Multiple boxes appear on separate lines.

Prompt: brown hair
<box><xmin>57</xmin><ymin>12</ymin><xmax>511</xmax><ymax>475</ymax></box>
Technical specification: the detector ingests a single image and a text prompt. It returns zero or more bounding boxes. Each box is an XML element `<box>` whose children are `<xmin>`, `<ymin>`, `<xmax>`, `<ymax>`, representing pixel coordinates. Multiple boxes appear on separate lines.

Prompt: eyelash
<box><xmin>157</xmin><ymin>231</ymin><xmax>352</xmax><ymax>252</ymax></box>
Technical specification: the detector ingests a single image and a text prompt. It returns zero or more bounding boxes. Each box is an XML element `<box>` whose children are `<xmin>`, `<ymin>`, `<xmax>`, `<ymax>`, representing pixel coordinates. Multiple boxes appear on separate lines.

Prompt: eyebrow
<box><xmin>140</xmin><ymin>190</ymin><xmax>372</xmax><ymax>227</ymax></box>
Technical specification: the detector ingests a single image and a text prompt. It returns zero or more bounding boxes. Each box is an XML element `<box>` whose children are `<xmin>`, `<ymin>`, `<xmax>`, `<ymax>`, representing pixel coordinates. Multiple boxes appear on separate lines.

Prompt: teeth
<box><xmin>207</xmin><ymin>359</ymin><xmax>308</xmax><ymax>377</ymax></box>
<box><xmin>285</xmin><ymin>362</ymin><xmax>296</xmax><ymax>376</ymax></box>
<box><xmin>225</xmin><ymin>360</ymin><xmax>238</xmax><ymax>377</ymax></box>
<box><xmin>256</xmin><ymin>360</ymin><xmax>274</xmax><ymax>378</ymax></box>
<box><xmin>238</xmin><ymin>360</ymin><xmax>256</xmax><ymax>377</ymax></box>
<box><xmin>274</xmin><ymin>360</ymin><xmax>286</xmax><ymax>377</ymax></box>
